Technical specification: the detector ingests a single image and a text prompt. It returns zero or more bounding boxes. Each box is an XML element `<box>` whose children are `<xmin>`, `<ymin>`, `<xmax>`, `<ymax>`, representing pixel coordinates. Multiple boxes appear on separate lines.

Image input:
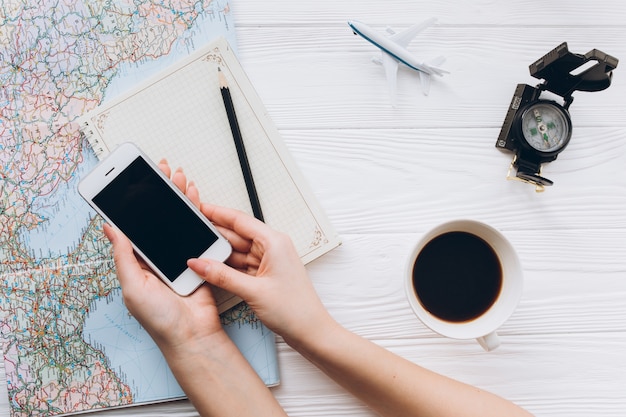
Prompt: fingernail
<box><xmin>188</xmin><ymin>258</ymin><xmax>209</xmax><ymax>274</ymax></box>
<box><xmin>103</xmin><ymin>223</ymin><xmax>115</xmax><ymax>241</ymax></box>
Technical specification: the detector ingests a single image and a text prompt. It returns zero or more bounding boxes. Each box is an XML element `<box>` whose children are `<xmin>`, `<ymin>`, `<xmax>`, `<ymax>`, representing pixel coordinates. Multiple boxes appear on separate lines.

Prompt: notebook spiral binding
<box><xmin>79</xmin><ymin>120</ymin><xmax>106</xmax><ymax>158</ymax></box>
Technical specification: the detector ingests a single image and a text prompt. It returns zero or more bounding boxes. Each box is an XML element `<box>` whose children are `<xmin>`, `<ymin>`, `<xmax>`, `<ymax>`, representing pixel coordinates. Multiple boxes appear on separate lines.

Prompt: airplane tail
<box><xmin>419</xmin><ymin>72</ymin><xmax>432</xmax><ymax>96</ymax></box>
<box><xmin>419</xmin><ymin>57</ymin><xmax>448</xmax><ymax>96</ymax></box>
<box><xmin>423</xmin><ymin>56</ymin><xmax>449</xmax><ymax>77</ymax></box>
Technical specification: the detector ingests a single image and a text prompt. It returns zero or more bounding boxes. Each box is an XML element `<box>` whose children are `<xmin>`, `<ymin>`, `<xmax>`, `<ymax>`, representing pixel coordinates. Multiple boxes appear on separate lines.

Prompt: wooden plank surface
<box><xmin>1</xmin><ymin>1</ymin><xmax>625</xmax><ymax>416</ymax></box>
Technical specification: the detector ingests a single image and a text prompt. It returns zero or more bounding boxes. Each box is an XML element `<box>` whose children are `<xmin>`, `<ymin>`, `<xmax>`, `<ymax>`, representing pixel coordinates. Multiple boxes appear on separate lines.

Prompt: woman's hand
<box><xmin>105</xmin><ymin>161</ymin><xmax>287</xmax><ymax>417</ymax></box>
<box><xmin>187</xmin><ymin>204</ymin><xmax>334</xmax><ymax>345</ymax></box>
<box><xmin>104</xmin><ymin>162</ymin><xmax>224</xmax><ymax>353</ymax></box>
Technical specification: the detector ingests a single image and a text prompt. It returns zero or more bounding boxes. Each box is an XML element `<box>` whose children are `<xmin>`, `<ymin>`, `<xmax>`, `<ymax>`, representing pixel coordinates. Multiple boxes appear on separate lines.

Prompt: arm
<box><xmin>105</xmin><ymin>165</ymin><xmax>287</xmax><ymax>417</ymax></box>
<box><xmin>287</xmin><ymin>319</ymin><xmax>531</xmax><ymax>417</ymax></box>
<box><xmin>189</xmin><ymin>204</ymin><xmax>534</xmax><ymax>417</ymax></box>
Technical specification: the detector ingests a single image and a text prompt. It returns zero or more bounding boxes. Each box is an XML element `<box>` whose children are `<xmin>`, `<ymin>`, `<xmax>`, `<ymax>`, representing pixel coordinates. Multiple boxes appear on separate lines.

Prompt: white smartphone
<box><xmin>78</xmin><ymin>142</ymin><xmax>232</xmax><ymax>296</ymax></box>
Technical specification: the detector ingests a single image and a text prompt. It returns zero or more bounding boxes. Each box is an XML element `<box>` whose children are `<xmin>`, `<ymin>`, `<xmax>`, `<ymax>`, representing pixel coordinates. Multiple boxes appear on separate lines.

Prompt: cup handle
<box><xmin>476</xmin><ymin>331</ymin><xmax>501</xmax><ymax>351</ymax></box>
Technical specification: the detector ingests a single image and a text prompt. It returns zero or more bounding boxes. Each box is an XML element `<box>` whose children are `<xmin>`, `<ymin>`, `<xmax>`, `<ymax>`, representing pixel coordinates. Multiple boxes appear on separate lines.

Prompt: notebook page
<box><xmin>79</xmin><ymin>38</ymin><xmax>340</xmax><ymax>271</ymax></box>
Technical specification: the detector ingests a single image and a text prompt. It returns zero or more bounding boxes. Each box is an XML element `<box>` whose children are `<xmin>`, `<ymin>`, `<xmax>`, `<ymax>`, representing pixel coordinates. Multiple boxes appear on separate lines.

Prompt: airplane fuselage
<box><xmin>348</xmin><ymin>20</ymin><xmax>428</xmax><ymax>74</ymax></box>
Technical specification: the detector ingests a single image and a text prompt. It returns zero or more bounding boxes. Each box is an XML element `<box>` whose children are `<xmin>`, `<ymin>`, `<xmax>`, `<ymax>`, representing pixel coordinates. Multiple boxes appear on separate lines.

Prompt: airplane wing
<box><xmin>389</xmin><ymin>17</ymin><xmax>438</xmax><ymax>48</ymax></box>
<box><xmin>381</xmin><ymin>52</ymin><xmax>399</xmax><ymax>105</ymax></box>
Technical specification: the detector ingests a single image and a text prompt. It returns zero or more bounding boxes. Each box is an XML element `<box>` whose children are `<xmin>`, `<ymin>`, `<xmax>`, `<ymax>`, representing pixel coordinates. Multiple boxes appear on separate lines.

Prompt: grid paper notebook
<box><xmin>79</xmin><ymin>37</ymin><xmax>341</xmax><ymax>311</ymax></box>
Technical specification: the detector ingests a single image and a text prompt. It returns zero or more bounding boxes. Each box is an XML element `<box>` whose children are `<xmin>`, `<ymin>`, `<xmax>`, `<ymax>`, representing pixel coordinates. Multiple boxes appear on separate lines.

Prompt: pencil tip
<box><xmin>217</xmin><ymin>67</ymin><xmax>228</xmax><ymax>88</ymax></box>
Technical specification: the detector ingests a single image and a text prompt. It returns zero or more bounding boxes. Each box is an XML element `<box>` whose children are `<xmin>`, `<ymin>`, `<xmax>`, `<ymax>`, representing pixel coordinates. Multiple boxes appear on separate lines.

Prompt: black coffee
<box><xmin>412</xmin><ymin>231</ymin><xmax>502</xmax><ymax>323</ymax></box>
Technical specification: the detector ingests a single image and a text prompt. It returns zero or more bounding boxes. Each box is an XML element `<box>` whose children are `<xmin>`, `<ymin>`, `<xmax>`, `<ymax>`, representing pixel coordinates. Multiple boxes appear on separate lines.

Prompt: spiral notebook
<box><xmin>78</xmin><ymin>37</ymin><xmax>340</xmax><ymax>311</ymax></box>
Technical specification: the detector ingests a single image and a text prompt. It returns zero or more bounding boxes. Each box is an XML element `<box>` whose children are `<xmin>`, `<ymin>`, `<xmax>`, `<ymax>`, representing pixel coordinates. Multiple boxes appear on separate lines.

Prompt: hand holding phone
<box><xmin>79</xmin><ymin>142</ymin><xmax>232</xmax><ymax>296</ymax></box>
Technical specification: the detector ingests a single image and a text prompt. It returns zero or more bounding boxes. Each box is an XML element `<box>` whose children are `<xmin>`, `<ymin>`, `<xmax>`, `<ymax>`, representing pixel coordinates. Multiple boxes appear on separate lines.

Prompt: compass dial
<box><xmin>520</xmin><ymin>102</ymin><xmax>571</xmax><ymax>153</ymax></box>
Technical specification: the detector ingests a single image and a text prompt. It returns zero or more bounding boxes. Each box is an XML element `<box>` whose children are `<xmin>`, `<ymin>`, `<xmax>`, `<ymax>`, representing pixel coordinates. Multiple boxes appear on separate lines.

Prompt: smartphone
<box><xmin>78</xmin><ymin>142</ymin><xmax>232</xmax><ymax>296</ymax></box>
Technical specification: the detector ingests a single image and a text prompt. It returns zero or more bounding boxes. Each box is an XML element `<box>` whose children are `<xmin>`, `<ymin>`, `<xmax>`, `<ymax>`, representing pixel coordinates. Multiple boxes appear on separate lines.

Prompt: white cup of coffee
<box><xmin>405</xmin><ymin>220</ymin><xmax>523</xmax><ymax>351</ymax></box>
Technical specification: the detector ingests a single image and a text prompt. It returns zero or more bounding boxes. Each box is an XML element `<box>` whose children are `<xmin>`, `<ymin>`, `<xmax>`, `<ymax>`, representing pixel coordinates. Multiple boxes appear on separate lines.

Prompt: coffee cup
<box><xmin>405</xmin><ymin>220</ymin><xmax>523</xmax><ymax>351</ymax></box>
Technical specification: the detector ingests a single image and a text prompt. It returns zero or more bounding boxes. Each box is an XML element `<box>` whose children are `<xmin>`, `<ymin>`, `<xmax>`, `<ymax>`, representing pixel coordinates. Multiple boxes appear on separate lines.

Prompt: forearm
<box><xmin>186</xmin><ymin>205</ymin><xmax>532</xmax><ymax>416</ymax></box>
<box><xmin>161</xmin><ymin>331</ymin><xmax>287</xmax><ymax>417</ymax></box>
<box><xmin>286</xmin><ymin>316</ymin><xmax>533</xmax><ymax>417</ymax></box>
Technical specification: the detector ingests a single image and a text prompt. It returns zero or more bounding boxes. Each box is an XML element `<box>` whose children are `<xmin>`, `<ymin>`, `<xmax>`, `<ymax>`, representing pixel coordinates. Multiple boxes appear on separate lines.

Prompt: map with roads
<box><xmin>0</xmin><ymin>1</ymin><xmax>277</xmax><ymax>415</ymax></box>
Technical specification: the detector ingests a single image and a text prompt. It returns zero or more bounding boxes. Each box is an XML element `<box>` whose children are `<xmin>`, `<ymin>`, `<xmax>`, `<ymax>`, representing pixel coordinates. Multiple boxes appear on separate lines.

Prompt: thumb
<box><xmin>187</xmin><ymin>258</ymin><xmax>255</xmax><ymax>301</ymax></box>
<box><xmin>103</xmin><ymin>222</ymin><xmax>132</xmax><ymax>262</ymax></box>
<box><xmin>103</xmin><ymin>223</ymin><xmax>144</xmax><ymax>287</ymax></box>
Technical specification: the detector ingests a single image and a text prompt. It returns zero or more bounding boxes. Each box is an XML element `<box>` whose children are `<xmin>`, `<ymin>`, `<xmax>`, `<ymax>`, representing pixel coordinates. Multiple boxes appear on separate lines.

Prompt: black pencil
<box><xmin>218</xmin><ymin>67</ymin><xmax>264</xmax><ymax>221</ymax></box>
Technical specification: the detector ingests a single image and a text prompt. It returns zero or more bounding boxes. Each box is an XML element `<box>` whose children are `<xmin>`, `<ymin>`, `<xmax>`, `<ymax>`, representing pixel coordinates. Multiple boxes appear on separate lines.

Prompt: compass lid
<box><xmin>529</xmin><ymin>42</ymin><xmax>618</xmax><ymax>100</ymax></box>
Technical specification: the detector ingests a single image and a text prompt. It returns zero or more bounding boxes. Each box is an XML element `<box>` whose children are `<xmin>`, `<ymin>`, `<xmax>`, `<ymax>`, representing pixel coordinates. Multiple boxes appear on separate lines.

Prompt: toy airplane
<box><xmin>348</xmin><ymin>18</ymin><xmax>448</xmax><ymax>103</ymax></box>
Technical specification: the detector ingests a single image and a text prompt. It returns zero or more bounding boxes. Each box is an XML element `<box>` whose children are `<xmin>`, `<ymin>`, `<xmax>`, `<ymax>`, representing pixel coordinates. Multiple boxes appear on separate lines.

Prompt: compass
<box><xmin>495</xmin><ymin>42</ymin><xmax>618</xmax><ymax>191</ymax></box>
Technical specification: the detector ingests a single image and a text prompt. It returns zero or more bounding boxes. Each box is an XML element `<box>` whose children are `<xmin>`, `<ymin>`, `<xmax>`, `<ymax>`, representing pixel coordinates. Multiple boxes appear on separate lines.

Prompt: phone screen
<box><xmin>93</xmin><ymin>156</ymin><xmax>218</xmax><ymax>281</ymax></box>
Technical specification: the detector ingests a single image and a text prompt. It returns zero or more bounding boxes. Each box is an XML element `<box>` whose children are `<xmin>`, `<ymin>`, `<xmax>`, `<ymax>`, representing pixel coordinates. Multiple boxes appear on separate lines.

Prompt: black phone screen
<box><xmin>93</xmin><ymin>156</ymin><xmax>218</xmax><ymax>281</ymax></box>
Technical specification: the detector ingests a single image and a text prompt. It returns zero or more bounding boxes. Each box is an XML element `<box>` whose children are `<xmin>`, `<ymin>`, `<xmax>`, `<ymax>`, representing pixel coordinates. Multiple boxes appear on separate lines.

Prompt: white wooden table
<box><xmin>3</xmin><ymin>1</ymin><xmax>625</xmax><ymax>416</ymax></box>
